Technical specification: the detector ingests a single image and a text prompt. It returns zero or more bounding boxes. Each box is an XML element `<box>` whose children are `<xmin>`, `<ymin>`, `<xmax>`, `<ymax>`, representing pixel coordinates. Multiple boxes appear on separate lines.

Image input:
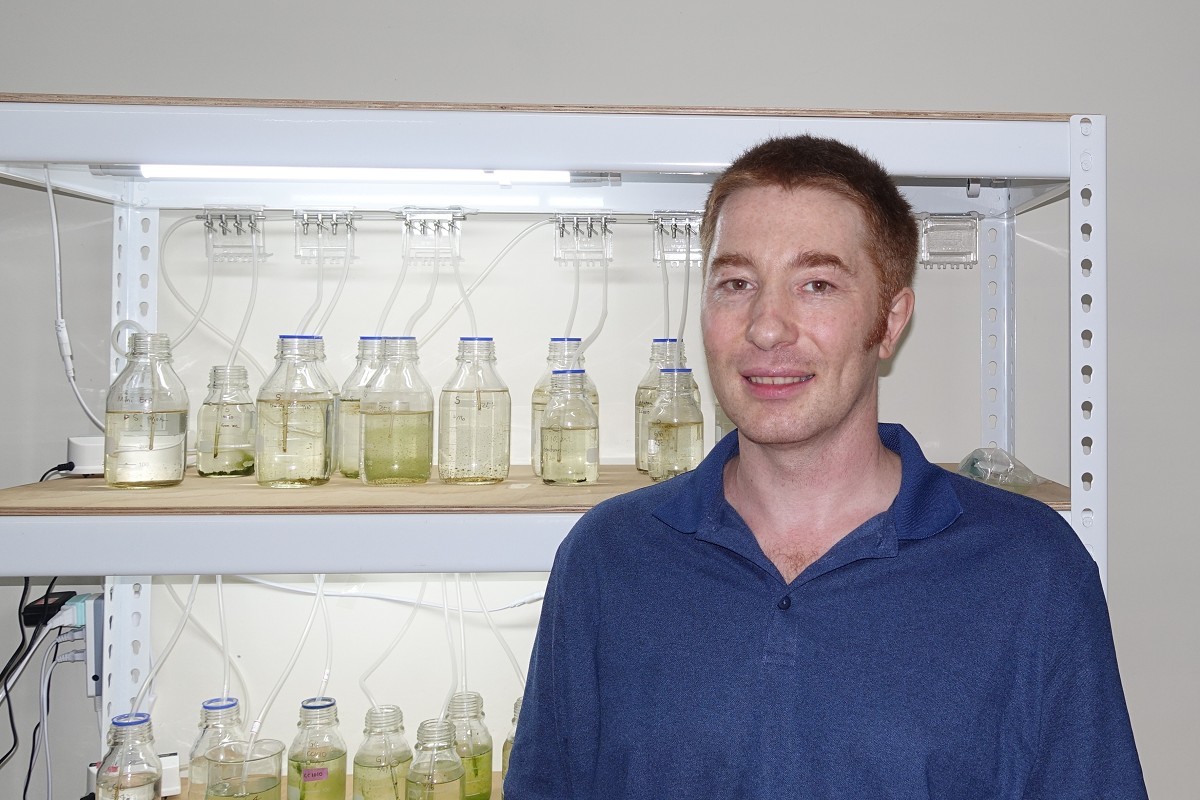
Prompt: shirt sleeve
<box><xmin>1022</xmin><ymin>570</ymin><xmax>1148</xmax><ymax>799</ymax></box>
<box><xmin>503</xmin><ymin>526</ymin><xmax>601</xmax><ymax>800</ymax></box>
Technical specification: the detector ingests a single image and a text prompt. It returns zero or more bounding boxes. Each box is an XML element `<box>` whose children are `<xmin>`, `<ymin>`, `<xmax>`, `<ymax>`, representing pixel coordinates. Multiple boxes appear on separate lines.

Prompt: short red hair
<box><xmin>701</xmin><ymin>135</ymin><xmax>918</xmax><ymax>346</ymax></box>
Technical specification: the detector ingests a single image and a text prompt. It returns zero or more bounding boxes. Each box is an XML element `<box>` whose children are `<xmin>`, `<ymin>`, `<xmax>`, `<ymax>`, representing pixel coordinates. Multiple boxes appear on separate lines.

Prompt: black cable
<box><xmin>0</xmin><ymin>578</ymin><xmax>32</xmax><ymax>769</ymax></box>
<box><xmin>21</xmin><ymin>721</ymin><xmax>39</xmax><ymax>799</ymax></box>
<box><xmin>0</xmin><ymin>578</ymin><xmax>57</xmax><ymax>773</ymax></box>
<box><xmin>39</xmin><ymin>463</ymin><xmax>74</xmax><ymax>482</ymax></box>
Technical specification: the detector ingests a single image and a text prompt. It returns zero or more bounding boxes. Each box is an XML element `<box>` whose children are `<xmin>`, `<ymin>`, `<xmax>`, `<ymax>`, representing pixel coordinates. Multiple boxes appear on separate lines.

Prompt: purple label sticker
<box><xmin>302</xmin><ymin>767</ymin><xmax>329</xmax><ymax>782</ymax></box>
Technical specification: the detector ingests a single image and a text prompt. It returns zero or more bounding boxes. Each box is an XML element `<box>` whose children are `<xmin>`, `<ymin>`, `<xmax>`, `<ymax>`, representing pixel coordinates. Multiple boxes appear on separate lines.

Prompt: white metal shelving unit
<box><xmin>0</xmin><ymin>97</ymin><xmax>1106</xmax><ymax>727</ymax></box>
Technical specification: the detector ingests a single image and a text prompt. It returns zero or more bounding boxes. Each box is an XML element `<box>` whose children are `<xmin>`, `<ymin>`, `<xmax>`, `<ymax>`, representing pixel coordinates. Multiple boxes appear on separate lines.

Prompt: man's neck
<box><xmin>723</xmin><ymin>422</ymin><xmax>903</xmax><ymax>583</ymax></box>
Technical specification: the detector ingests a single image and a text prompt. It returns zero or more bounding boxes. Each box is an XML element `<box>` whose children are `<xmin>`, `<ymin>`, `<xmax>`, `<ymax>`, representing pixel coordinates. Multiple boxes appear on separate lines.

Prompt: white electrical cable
<box><xmin>314</xmin><ymin>235</ymin><xmax>352</xmax><ymax>336</ymax></box>
<box><xmin>43</xmin><ymin>167</ymin><xmax>104</xmax><ymax>431</ymax></box>
<box><xmin>317</xmin><ymin>574</ymin><xmax>332</xmax><ymax>699</ymax></box>
<box><xmin>163</xmin><ymin>581</ymin><xmax>253</xmax><ymax>719</ymax></box>
<box><xmin>296</xmin><ymin>226</ymin><xmax>326</xmax><ymax>335</ymax></box>
<box><xmin>420</xmin><ymin>218</ymin><xmax>553</xmax><ymax>345</ymax></box>
<box><xmin>0</xmin><ymin>626</ymin><xmax>59</xmax><ymax>706</ymax></box>
<box><xmin>175</xmin><ymin>225</ymin><xmax>217</xmax><ymax>347</ymax></box>
<box><xmin>439</xmin><ymin>574</ymin><xmax>459</xmax><ymax>720</ymax></box>
<box><xmin>159</xmin><ymin>217</ymin><xmax>269</xmax><ymax>382</ymax></box>
<box><xmin>455</xmin><ymin>573</ymin><xmax>468</xmax><ymax>691</ymax></box>
<box><xmin>232</xmin><ymin>574</ymin><xmax>544</xmax><ymax>613</ymax></box>
<box><xmin>660</xmin><ymin>258</ymin><xmax>671</xmax><ymax>340</ymax></box>
<box><xmin>470</xmin><ymin>574</ymin><xmax>526</xmax><ymax>687</ymax></box>
<box><xmin>404</xmin><ymin>243</ymin><xmax>443</xmax><ymax>337</ymax></box>
<box><xmin>675</xmin><ymin>238</ymin><xmax>694</xmax><ymax>365</ymax></box>
<box><xmin>248</xmin><ymin>573</ymin><xmax>326</xmax><ymax>742</ymax></box>
<box><xmin>374</xmin><ymin>247</ymin><xmax>411</xmax><ymax>335</ymax></box>
<box><xmin>563</xmin><ymin>258</ymin><xmax>582</xmax><ymax>338</ymax></box>
<box><xmin>448</xmin><ymin>226</ymin><xmax>478</xmax><ymax>337</ymax></box>
<box><xmin>215</xmin><ymin>575</ymin><xmax>230</xmax><ymax>701</ymax></box>
<box><xmin>575</xmin><ymin>257</ymin><xmax>609</xmax><ymax>362</ymax></box>
<box><xmin>359</xmin><ymin>580</ymin><xmax>427</xmax><ymax>709</ymax></box>
<box><xmin>35</xmin><ymin>639</ymin><xmax>58</xmax><ymax>800</ymax></box>
<box><xmin>133</xmin><ymin>575</ymin><xmax>200</xmax><ymax>714</ymax></box>
<box><xmin>226</xmin><ymin>227</ymin><xmax>261</xmax><ymax>369</ymax></box>
<box><xmin>38</xmin><ymin>644</ymin><xmax>85</xmax><ymax>800</ymax></box>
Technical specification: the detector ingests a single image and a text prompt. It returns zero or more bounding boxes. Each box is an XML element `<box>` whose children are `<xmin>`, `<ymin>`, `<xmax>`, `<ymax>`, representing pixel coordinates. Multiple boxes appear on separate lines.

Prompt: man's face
<box><xmin>700</xmin><ymin>184</ymin><xmax>911</xmax><ymax>450</ymax></box>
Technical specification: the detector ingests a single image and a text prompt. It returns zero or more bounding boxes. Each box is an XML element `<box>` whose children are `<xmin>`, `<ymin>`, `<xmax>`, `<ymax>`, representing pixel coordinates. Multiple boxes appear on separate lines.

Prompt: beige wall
<box><xmin>2</xmin><ymin>1</ymin><xmax>1196</xmax><ymax>796</ymax></box>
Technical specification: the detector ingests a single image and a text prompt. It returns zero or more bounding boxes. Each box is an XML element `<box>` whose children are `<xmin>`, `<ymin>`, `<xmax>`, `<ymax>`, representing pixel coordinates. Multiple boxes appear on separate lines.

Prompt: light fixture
<box><xmin>132</xmin><ymin>165</ymin><xmax>572</xmax><ymax>184</ymax></box>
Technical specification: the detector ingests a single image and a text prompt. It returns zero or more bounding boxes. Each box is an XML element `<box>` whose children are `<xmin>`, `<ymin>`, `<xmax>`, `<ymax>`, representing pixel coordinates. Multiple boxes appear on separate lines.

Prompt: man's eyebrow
<box><xmin>708</xmin><ymin>253</ymin><xmax>751</xmax><ymax>271</ymax></box>
<box><xmin>790</xmin><ymin>250</ymin><xmax>854</xmax><ymax>274</ymax></box>
<box><xmin>709</xmin><ymin>251</ymin><xmax>855</xmax><ymax>273</ymax></box>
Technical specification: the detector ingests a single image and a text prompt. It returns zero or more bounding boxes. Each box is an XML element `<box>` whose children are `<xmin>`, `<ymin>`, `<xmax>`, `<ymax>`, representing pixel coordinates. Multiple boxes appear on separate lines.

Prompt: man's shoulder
<box><xmin>552</xmin><ymin>472</ymin><xmax>697</xmax><ymax>563</ymax></box>
<box><xmin>939</xmin><ymin>467</ymin><xmax>1098</xmax><ymax>582</ymax></box>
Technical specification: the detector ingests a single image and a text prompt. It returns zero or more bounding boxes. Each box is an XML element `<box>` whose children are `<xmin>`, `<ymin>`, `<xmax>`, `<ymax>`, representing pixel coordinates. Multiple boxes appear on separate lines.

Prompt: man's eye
<box><xmin>723</xmin><ymin>279</ymin><xmax>750</xmax><ymax>291</ymax></box>
<box><xmin>806</xmin><ymin>280</ymin><xmax>831</xmax><ymax>293</ymax></box>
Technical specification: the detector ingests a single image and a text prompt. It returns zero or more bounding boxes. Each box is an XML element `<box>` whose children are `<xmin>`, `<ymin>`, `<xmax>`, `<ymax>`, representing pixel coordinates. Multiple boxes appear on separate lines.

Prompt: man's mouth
<box><xmin>746</xmin><ymin>375</ymin><xmax>813</xmax><ymax>385</ymax></box>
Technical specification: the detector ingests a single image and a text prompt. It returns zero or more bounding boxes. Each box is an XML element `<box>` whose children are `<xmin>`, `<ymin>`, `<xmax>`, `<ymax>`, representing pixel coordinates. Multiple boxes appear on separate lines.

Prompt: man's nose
<box><xmin>745</xmin><ymin>284</ymin><xmax>797</xmax><ymax>350</ymax></box>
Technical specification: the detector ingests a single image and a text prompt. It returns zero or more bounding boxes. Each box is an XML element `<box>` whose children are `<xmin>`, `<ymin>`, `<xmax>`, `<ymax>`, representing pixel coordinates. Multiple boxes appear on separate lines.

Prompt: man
<box><xmin>505</xmin><ymin>135</ymin><xmax>1146</xmax><ymax>798</ymax></box>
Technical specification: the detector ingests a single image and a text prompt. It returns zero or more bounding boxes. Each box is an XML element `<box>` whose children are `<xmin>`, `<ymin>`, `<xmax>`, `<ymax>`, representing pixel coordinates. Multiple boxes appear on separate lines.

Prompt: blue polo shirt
<box><xmin>504</xmin><ymin>424</ymin><xmax>1146</xmax><ymax>799</ymax></box>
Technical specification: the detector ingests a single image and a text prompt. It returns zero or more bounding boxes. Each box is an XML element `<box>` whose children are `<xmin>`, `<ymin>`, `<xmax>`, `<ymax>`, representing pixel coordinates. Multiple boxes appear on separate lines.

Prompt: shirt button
<box><xmin>777</xmin><ymin>596</ymin><xmax>792</xmax><ymax>610</ymax></box>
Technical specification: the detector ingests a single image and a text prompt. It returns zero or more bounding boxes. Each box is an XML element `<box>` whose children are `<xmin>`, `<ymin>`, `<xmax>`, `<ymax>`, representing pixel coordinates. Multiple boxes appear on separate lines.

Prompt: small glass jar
<box><xmin>104</xmin><ymin>332</ymin><xmax>189</xmax><ymax>488</ymax></box>
<box><xmin>647</xmin><ymin>367</ymin><xmax>705</xmax><ymax>482</ymax></box>
<box><xmin>405</xmin><ymin>718</ymin><xmax>464</xmax><ymax>800</ymax></box>
<box><xmin>353</xmin><ymin>704</ymin><xmax>413</xmax><ymax>800</ymax></box>
<box><xmin>96</xmin><ymin>712</ymin><xmax>162</xmax><ymax>800</ymax></box>
<box><xmin>541</xmin><ymin>369</ymin><xmax>599</xmax><ymax>486</ymax></box>
<box><xmin>186</xmin><ymin>697</ymin><xmax>245</xmax><ymax>800</ymax></box>
<box><xmin>500</xmin><ymin>696</ymin><xmax>522</xmax><ymax>797</ymax></box>
<box><xmin>255</xmin><ymin>335</ymin><xmax>335</xmax><ymax>487</ymax></box>
<box><xmin>196</xmin><ymin>366</ymin><xmax>256</xmax><ymax>477</ymax></box>
<box><xmin>338</xmin><ymin>336</ymin><xmax>386</xmax><ymax>479</ymax></box>
<box><xmin>360</xmin><ymin>337</ymin><xmax>434</xmax><ymax>485</ymax></box>
<box><xmin>439</xmin><ymin>336</ymin><xmax>511</xmax><ymax>484</ymax></box>
<box><xmin>287</xmin><ymin>696</ymin><xmax>347</xmax><ymax>800</ymax></box>
<box><xmin>530</xmin><ymin>338</ymin><xmax>598</xmax><ymax>477</ymax></box>
<box><xmin>447</xmin><ymin>691</ymin><xmax>492</xmax><ymax>800</ymax></box>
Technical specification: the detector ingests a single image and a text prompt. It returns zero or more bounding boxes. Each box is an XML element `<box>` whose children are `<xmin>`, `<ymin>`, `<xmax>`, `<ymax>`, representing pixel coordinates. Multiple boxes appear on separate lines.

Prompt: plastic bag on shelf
<box><xmin>956</xmin><ymin>447</ymin><xmax>1044</xmax><ymax>495</ymax></box>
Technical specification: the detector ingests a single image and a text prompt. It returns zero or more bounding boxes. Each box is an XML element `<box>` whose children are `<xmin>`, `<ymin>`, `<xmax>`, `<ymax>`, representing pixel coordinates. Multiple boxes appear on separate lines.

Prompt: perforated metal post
<box><xmin>104</xmin><ymin>202</ymin><xmax>160</xmax><ymax>744</ymax></box>
<box><xmin>979</xmin><ymin>214</ymin><xmax>1016</xmax><ymax>453</ymax></box>
<box><xmin>1069</xmin><ymin>115</ymin><xmax>1108</xmax><ymax>589</ymax></box>
<box><xmin>100</xmin><ymin>576</ymin><xmax>153</xmax><ymax>751</ymax></box>
<box><xmin>110</xmin><ymin>205</ymin><xmax>160</xmax><ymax>378</ymax></box>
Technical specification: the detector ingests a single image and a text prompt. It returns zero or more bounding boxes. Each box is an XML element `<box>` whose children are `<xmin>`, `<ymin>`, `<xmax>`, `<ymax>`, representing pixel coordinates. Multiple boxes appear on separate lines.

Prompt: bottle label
<box><xmin>303</xmin><ymin>767</ymin><xmax>329</xmax><ymax>781</ymax></box>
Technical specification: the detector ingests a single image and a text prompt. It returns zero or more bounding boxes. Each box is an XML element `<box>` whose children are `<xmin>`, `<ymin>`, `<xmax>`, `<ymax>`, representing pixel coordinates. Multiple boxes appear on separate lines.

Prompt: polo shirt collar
<box><xmin>652</xmin><ymin>423</ymin><xmax>962</xmax><ymax>546</ymax></box>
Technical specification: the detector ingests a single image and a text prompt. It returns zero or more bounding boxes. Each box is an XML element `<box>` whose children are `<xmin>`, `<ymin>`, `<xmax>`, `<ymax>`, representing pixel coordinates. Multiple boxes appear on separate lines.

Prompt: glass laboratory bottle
<box><xmin>530</xmin><ymin>338</ymin><xmax>599</xmax><ymax>477</ymax></box>
<box><xmin>97</xmin><ymin>712</ymin><xmax>163</xmax><ymax>800</ymax></box>
<box><xmin>288</xmin><ymin>696</ymin><xmax>348</xmax><ymax>800</ymax></box>
<box><xmin>439</xmin><ymin>336</ymin><xmax>511</xmax><ymax>484</ymax></box>
<box><xmin>447</xmin><ymin>691</ymin><xmax>492</xmax><ymax>800</ymax></box>
<box><xmin>339</xmin><ymin>336</ymin><xmax>387</xmax><ymax>479</ymax></box>
<box><xmin>360</xmin><ymin>337</ymin><xmax>434</xmax><ymax>485</ymax></box>
<box><xmin>634</xmin><ymin>338</ymin><xmax>694</xmax><ymax>473</ymax></box>
<box><xmin>647</xmin><ymin>368</ymin><xmax>705</xmax><ymax>482</ymax></box>
<box><xmin>405</xmin><ymin>718</ymin><xmax>464</xmax><ymax>800</ymax></box>
<box><xmin>541</xmin><ymin>369</ymin><xmax>599</xmax><ymax>485</ymax></box>
<box><xmin>104</xmin><ymin>332</ymin><xmax>189</xmax><ymax>488</ymax></box>
<box><xmin>353</xmin><ymin>705</ymin><xmax>413</xmax><ymax>800</ymax></box>
<box><xmin>186</xmin><ymin>697</ymin><xmax>245</xmax><ymax>800</ymax></box>
<box><xmin>196</xmin><ymin>366</ymin><xmax>256</xmax><ymax>477</ymax></box>
<box><xmin>255</xmin><ymin>335</ymin><xmax>335</xmax><ymax>487</ymax></box>
<box><xmin>500</xmin><ymin>697</ymin><xmax>521</xmax><ymax>798</ymax></box>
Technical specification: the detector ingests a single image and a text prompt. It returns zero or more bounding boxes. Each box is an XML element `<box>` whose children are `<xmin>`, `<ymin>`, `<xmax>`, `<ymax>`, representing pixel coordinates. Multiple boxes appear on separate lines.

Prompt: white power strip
<box><xmin>66</xmin><ymin>436</ymin><xmax>104</xmax><ymax>476</ymax></box>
